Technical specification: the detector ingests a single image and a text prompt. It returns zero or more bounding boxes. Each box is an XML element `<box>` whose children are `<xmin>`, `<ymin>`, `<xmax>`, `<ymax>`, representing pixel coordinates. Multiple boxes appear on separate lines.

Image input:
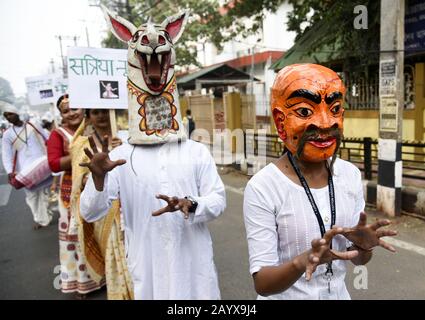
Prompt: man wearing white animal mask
<box><xmin>79</xmin><ymin>7</ymin><xmax>226</xmax><ymax>300</ymax></box>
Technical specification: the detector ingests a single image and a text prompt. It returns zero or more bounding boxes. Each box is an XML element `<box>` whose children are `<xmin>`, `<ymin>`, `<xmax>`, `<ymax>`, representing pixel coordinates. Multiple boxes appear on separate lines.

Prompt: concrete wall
<box><xmin>344</xmin><ymin>111</ymin><xmax>417</xmax><ymax>141</ymax></box>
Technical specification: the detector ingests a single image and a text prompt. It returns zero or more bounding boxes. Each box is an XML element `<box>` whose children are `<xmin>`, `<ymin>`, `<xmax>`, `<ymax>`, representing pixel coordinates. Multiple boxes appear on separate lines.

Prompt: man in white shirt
<box><xmin>79</xmin><ymin>7</ymin><xmax>226</xmax><ymax>300</ymax></box>
<box><xmin>1</xmin><ymin>101</ymin><xmax>52</xmax><ymax>229</ymax></box>
<box><xmin>243</xmin><ymin>63</ymin><xmax>398</xmax><ymax>300</ymax></box>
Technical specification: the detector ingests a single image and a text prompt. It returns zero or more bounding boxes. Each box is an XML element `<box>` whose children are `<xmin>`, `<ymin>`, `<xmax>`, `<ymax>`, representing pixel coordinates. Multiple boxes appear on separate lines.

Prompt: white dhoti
<box><xmin>24</xmin><ymin>186</ymin><xmax>52</xmax><ymax>226</ymax></box>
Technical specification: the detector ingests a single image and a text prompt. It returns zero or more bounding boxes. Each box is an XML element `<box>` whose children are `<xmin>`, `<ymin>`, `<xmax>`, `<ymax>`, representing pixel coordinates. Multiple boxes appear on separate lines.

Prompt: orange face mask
<box><xmin>271</xmin><ymin>64</ymin><xmax>346</xmax><ymax>162</ymax></box>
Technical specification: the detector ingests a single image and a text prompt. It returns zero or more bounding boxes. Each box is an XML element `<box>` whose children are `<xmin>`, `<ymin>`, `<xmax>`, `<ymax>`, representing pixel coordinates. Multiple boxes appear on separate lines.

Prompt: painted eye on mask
<box><xmin>331</xmin><ymin>103</ymin><xmax>342</xmax><ymax>115</ymax></box>
<box><xmin>132</xmin><ymin>31</ymin><xmax>141</xmax><ymax>42</ymax></box>
<box><xmin>295</xmin><ymin>107</ymin><xmax>313</xmax><ymax>118</ymax></box>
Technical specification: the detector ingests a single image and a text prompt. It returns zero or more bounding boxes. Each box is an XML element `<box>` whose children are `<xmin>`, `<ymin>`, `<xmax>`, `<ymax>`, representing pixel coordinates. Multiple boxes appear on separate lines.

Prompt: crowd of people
<box><xmin>0</xmin><ymin>96</ymin><xmax>134</xmax><ymax>299</ymax></box>
<box><xmin>0</xmin><ymin>64</ymin><xmax>399</xmax><ymax>300</ymax></box>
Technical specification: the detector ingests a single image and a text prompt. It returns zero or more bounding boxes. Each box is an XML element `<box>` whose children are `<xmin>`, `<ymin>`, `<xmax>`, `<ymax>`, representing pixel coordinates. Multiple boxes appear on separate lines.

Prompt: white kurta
<box><xmin>1</xmin><ymin>122</ymin><xmax>48</xmax><ymax>174</ymax></box>
<box><xmin>243</xmin><ymin>158</ymin><xmax>365</xmax><ymax>300</ymax></box>
<box><xmin>2</xmin><ymin>122</ymin><xmax>52</xmax><ymax>226</ymax></box>
<box><xmin>80</xmin><ymin>139</ymin><xmax>226</xmax><ymax>300</ymax></box>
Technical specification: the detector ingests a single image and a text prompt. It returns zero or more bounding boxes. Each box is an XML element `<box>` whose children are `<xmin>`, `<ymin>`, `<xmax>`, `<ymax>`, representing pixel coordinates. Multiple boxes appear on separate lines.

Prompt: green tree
<box><xmin>99</xmin><ymin>0</ymin><xmax>379</xmax><ymax>70</ymax></box>
<box><xmin>226</xmin><ymin>0</ymin><xmax>380</xmax><ymax>70</ymax></box>
<box><xmin>100</xmin><ymin>0</ymin><xmax>230</xmax><ymax>67</ymax></box>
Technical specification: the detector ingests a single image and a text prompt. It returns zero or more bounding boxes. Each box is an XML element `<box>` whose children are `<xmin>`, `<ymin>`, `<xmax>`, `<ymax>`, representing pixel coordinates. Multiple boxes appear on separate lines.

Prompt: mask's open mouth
<box><xmin>137</xmin><ymin>51</ymin><xmax>171</xmax><ymax>92</ymax></box>
<box><xmin>307</xmin><ymin>136</ymin><xmax>336</xmax><ymax>148</ymax></box>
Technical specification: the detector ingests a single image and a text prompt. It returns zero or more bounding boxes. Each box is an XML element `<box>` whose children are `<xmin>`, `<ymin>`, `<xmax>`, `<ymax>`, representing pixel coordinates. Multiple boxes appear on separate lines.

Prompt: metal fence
<box><xmin>341</xmin><ymin>64</ymin><xmax>415</xmax><ymax>110</ymax></box>
<box><xmin>245</xmin><ymin>133</ymin><xmax>425</xmax><ymax>181</ymax></box>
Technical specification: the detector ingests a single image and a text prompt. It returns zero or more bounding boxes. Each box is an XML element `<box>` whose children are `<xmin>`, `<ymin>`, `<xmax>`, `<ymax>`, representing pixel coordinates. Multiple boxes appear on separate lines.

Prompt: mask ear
<box><xmin>101</xmin><ymin>4</ymin><xmax>137</xmax><ymax>43</ymax></box>
<box><xmin>161</xmin><ymin>10</ymin><xmax>189</xmax><ymax>44</ymax></box>
<box><xmin>272</xmin><ymin>108</ymin><xmax>287</xmax><ymax>140</ymax></box>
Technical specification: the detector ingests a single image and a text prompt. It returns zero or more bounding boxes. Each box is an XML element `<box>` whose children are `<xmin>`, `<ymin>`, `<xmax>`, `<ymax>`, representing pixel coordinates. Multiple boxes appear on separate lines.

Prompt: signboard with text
<box><xmin>67</xmin><ymin>47</ymin><xmax>128</xmax><ymax>109</ymax></box>
<box><xmin>379</xmin><ymin>97</ymin><xmax>398</xmax><ymax>132</ymax></box>
<box><xmin>25</xmin><ymin>74</ymin><xmax>67</xmax><ymax>106</ymax></box>
<box><xmin>379</xmin><ymin>59</ymin><xmax>397</xmax><ymax>97</ymax></box>
<box><xmin>405</xmin><ymin>0</ymin><xmax>425</xmax><ymax>55</ymax></box>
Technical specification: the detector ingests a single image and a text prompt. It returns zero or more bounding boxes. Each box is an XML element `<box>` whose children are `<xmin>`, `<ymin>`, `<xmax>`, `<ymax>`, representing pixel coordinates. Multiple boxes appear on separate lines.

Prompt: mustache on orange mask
<box><xmin>295</xmin><ymin>124</ymin><xmax>342</xmax><ymax>171</ymax></box>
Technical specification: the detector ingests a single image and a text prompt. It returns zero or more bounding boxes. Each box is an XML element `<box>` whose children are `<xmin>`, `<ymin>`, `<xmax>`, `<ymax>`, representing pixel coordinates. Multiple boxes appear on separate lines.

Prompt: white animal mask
<box><xmin>102</xmin><ymin>5</ymin><xmax>188</xmax><ymax>144</ymax></box>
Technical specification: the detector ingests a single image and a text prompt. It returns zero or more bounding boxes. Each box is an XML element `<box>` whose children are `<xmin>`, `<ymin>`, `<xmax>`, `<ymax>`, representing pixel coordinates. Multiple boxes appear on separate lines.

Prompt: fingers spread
<box><xmin>371</xmin><ymin>219</ymin><xmax>391</xmax><ymax>231</ymax></box>
<box><xmin>305</xmin><ymin>257</ymin><xmax>318</xmax><ymax>281</ymax></box>
<box><xmin>358</xmin><ymin>212</ymin><xmax>367</xmax><ymax>226</ymax></box>
<box><xmin>152</xmin><ymin>206</ymin><xmax>170</xmax><ymax>217</ymax></box>
<box><xmin>102</xmin><ymin>135</ymin><xmax>109</xmax><ymax>153</ymax></box>
<box><xmin>83</xmin><ymin>147</ymin><xmax>93</xmax><ymax>159</ymax></box>
<box><xmin>331</xmin><ymin>249</ymin><xmax>359</xmax><ymax>261</ymax></box>
<box><xmin>377</xmin><ymin>229</ymin><xmax>398</xmax><ymax>238</ymax></box>
<box><xmin>323</xmin><ymin>226</ymin><xmax>344</xmax><ymax>243</ymax></box>
<box><xmin>88</xmin><ymin>135</ymin><xmax>97</xmax><ymax>153</ymax></box>
<box><xmin>156</xmin><ymin>194</ymin><xmax>170</xmax><ymax>203</ymax></box>
<box><xmin>379</xmin><ymin>239</ymin><xmax>396</xmax><ymax>253</ymax></box>
<box><xmin>112</xmin><ymin>159</ymin><xmax>127</xmax><ymax>169</ymax></box>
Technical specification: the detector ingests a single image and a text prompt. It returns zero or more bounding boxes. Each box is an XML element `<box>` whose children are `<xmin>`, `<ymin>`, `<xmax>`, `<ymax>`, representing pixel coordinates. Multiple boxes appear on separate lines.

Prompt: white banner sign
<box><xmin>67</xmin><ymin>47</ymin><xmax>128</xmax><ymax>109</ymax></box>
<box><xmin>25</xmin><ymin>74</ymin><xmax>67</xmax><ymax>106</ymax></box>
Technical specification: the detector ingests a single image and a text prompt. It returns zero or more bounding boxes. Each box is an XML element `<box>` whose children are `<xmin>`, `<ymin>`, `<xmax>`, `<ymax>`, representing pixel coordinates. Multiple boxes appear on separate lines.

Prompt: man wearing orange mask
<box><xmin>243</xmin><ymin>64</ymin><xmax>398</xmax><ymax>300</ymax></box>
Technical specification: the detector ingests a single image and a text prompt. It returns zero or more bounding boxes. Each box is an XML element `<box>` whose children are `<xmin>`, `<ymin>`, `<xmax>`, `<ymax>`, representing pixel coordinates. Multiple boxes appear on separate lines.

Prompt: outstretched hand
<box><xmin>152</xmin><ymin>194</ymin><xmax>193</xmax><ymax>219</ymax></box>
<box><xmin>343</xmin><ymin>212</ymin><xmax>398</xmax><ymax>252</ymax></box>
<box><xmin>305</xmin><ymin>227</ymin><xmax>359</xmax><ymax>281</ymax></box>
<box><xmin>79</xmin><ymin>135</ymin><xmax>126</xmax><ymax>191</ymax></box>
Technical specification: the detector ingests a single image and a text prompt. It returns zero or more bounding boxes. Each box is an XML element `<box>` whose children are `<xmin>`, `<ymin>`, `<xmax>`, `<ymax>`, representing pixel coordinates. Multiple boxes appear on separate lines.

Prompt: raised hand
<box><xmin>79</xmin><ymin>135</ymin><xmax>126</xmax><ymax>191</ymax></box>
<box><xmin>343</xmin><ymin>212</ymin><xmax>398</xmax><ymax>252</ymax></box>
<box><xmin>152</xmin><ymin>194</ymin><xmax>193</xmax><ymax>219</ymax></box>
<box><xmin>305</xmin><ymin>227</ymin><xmax>359</xmax><ymax>281</ymax></box>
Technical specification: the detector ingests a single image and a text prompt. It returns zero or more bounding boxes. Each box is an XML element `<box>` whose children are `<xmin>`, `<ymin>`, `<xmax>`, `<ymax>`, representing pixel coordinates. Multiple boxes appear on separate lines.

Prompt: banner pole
<box><xmin>109</xmin><ymin>109</ymin><xmax>117</xmax><ymax>137</ymax></box>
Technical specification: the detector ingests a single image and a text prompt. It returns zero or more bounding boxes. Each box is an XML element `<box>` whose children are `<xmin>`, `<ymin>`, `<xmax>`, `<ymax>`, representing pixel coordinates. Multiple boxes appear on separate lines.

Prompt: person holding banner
<box><xmin>70</xmin><ymin>108</ymin><xmax>133</xmax><ymax>300</ymax></box>
<box><xmin>46</xmin><ymin>94</ymin><xmax>104</xmax><ymax>298</ymax></box>
<box><xmin>1</xmin><ymin>100</ymin><xmax>52</xmax><ymax>229</ymax></box>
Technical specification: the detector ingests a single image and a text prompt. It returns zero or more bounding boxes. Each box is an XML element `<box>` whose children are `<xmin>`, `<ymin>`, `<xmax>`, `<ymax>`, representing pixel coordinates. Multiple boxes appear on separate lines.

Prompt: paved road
<box><xmin>0</xmin><ymin>140</ymin><xmax>105</xmax><ymax>300</ymax></box>
<box><xmin>1</xmin><ymin>163</ymin><xmax>424</xmax><ymax>299</ymax></box>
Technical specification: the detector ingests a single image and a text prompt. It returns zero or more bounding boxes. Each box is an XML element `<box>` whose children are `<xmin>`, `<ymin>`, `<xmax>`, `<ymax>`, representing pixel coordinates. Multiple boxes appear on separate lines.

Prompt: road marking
<box><xmin>0</xmin><ymin>184</ymin><xmax>12</xmax><ymax>207</ymax></box>
<box><xmin>225</xmin><ymin>185</ymin><xmax>244</xmax><ymax>195</ymax></box>
<box><xmin>383</xmin><ymin>237</ymin><xmax>425</xmax><ymax>257</ymax></box>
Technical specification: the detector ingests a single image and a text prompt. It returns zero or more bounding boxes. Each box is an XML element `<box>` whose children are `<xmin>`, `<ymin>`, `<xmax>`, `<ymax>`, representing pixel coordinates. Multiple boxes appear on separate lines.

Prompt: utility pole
<box><xmin>56</xmin><ymin>35</ymin><xmax>65</xmax><ymax>77</ymax></box>
<box><xmin>85</xmin><ymin>25</ymin><xmax>90</xmax><ymax>47</ymax></box>
<box><xmin>49</xmin><ymin>58</ymin><xmax>55</xmax><ymax>74</ymax></box>
<box><xmin>55</xmin><ymin>35</ymin><xmax>79</xmax><ymax>78</ymax></box>
<box><xmin>250</xmin><ymin>45</ymin><xmax>255</xmax><ymax>95</ymax></box>
<box><xmin>377</xmin><ymin>0</ymin><xmax>405</xmax><ymax>216</ymax></box>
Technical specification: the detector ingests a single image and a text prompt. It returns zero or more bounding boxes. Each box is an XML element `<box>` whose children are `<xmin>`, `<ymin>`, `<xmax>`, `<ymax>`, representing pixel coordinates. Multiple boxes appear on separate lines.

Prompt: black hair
<box><xmin>186</xmin><ymin>109</ymin><xmax>191</xmax><ymax>116</ymax></box>
<box><xmin>85</xmin><ymin>109</ymin><xmax>109</xmax><ymax>118</ymax></box>
<box><xmin>56</xmin><ymin>94</ymin><xmax>69</xmax><ymax>110</ymax></box>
